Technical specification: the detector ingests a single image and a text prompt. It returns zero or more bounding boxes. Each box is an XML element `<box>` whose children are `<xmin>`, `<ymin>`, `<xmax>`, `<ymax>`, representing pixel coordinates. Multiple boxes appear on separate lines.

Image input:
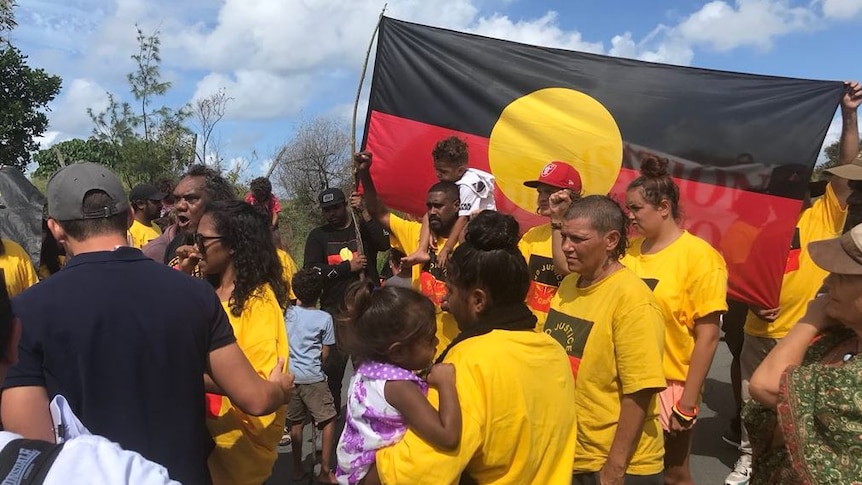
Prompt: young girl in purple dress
<box><xmin>335</xmin><ymin>284</ymin><xmax>461</xmax><ymax>485</ymax></box>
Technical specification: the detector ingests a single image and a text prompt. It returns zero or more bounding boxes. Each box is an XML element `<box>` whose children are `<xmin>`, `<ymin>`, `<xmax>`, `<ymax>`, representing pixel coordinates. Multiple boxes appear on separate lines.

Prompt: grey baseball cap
<box><xmin>47</xmin><ymin>162</ymin><xmax>129</xmax><ymax>221</ymax></box>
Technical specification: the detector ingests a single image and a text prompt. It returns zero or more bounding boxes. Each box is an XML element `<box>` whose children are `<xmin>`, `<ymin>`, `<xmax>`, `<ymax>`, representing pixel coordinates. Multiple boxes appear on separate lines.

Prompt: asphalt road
<box><xmin>268</xmin><ymin>342</ymin><xmax>739</xmax><ymax>484</ymax></box>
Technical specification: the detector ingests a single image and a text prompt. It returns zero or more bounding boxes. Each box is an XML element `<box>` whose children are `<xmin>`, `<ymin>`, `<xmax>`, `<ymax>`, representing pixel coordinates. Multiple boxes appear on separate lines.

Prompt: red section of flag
<box><xmin>366</xmin><ymin>110</ymin><xmax>800</xmax><ymax>308</ymax></box>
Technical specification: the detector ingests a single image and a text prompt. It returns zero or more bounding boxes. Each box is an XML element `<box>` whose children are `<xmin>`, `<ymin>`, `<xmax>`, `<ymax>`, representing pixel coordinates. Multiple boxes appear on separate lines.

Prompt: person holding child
<box><xmin>355</xmin><ymin>151</ymin><xmax>463</xmax><ymax>353</ymax></box>
<box><xmin>335</xmin><ymin>283</ymin><xmax>461</xmax><ymax>485</ymax></box>
<box><xmin>363</xmin><ymin>210</ymin><xmax>577</xmax><ymax>485</ymax></box>
<box><xmin>285</xmin><ymin>269</ymin><xmax>339</xmax><ymax>484</ymax></box>
<box><xmin>403</xmin><ymin>136</ymin><xmax>495</xmax><ymax>268</ymax></box>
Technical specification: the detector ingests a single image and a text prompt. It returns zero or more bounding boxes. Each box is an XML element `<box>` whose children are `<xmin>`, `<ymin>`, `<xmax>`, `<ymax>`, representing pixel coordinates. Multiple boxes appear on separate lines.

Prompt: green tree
<box><xmin>1</xmin><ymin>0</ymin><xmax>16</xmax><ymax>40</ymax></box>
<box><xmin>84</xmin><ymin>25</ymin><xmax>194</xmax><ymax>185</ymax></box>
<box><xmin>32</xmin><ymin>138</ymin><xmax>118</xmax><ymax>178</ymax></box>
<box><xmin>128</xmin><ymin>26</ymin><xmax>171</xmax><ymax>141</ymax></box>
<box><xmin>0</xmin><ymin>45</ymin><xmax>61</xmax><ymax>171</ymax></box>
<box><xmin>814</xmin><ymin>137</ymin><xmax>861</xmax><ymax>180</ymax></box>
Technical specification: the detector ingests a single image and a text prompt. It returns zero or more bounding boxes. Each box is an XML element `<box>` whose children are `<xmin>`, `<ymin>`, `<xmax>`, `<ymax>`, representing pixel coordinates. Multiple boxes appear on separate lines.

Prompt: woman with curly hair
<box><xmin>196</xmin><ymin>200</ymin><xmax>289</xmax><ymax>485</ymax></box>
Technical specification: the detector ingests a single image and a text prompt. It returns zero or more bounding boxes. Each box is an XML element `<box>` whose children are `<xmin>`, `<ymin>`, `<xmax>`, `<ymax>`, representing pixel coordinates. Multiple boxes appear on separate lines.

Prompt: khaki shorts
<box><xmin>286</xmin><ymin>381</ymin><xmax>337</xmax><ymax>426</ymax></box>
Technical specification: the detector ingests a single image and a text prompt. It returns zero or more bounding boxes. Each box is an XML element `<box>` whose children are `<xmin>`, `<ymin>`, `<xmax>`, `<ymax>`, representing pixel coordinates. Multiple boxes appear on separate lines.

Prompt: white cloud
<box><xmin>33</xmin><ymin>130</ymin><xmax>67</xmax><ymax>149</ymax></box>
<box><xmin>192</xmin><ymin>71</ymin><xmax>314</xmax><ymax>120</ymax></box>
<box><xmin>46</xmin><ymin>78</ymin><xmax>110</xmax><ymax>137</ymax></box>
<box><xmin>608</xmin><ymin>29</ymin><xmax>694</xmax><ymax>65</ymax></box>
<box><xmin>470</xmin><ymin>12</ymin><xmax>604</xmax><ymax>53</ymax></box>
<box><xmin>674</xmin><ymin>0</ymin><xmax>818</xmax><ymax>51</ymax></box>
<box><xmin>820</xmin><ymin>0</ymin><xmax>862</xmax><ymax>19</ymax></box>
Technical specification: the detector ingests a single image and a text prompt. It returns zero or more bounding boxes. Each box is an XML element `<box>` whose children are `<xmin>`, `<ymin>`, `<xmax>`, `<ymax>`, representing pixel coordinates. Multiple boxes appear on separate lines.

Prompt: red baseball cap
<box><xmin>523</xmin><ymin>161</ymin><xmax>582</xmax><ymax>191</ymax></box>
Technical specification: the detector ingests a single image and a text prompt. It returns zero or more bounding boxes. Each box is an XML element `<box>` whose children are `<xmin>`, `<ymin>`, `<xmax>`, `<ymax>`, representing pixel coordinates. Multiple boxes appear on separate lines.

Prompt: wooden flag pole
<box><xmin>349</xmin><ymin>4</ymin><xmax>387</xmax><ymax>281</ymax></box>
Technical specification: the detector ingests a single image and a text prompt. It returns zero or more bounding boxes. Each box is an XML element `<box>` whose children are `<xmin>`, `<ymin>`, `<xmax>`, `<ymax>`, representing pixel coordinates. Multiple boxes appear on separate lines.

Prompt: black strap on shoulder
<box><xmin>435</xmin><ymin>303</ymin><xmax>536</xmax><ymax>364</ymax></box>
<box><xmin>0</xmin><ymin>438</ymin><xmax>66</xmax><ymax>485</ymax></box>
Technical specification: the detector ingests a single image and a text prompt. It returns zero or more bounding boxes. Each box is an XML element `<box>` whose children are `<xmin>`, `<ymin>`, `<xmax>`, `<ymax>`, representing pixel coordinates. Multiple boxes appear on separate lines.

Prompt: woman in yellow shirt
<box><xmin>0</xmin><ymin>238</ymin><xmax>38</xmax><ymax>296</ymax></box>
<box><xmin>623</xmin><ymin>156</ymin><xmax>727</xmax><ymax>485</ymax></box>
<box><xmin>551</xmin><ymin>195</ymin><xmax>666</xmax><ymax>484</ymax></box>
<box><xmin>368</xmin><ymin>210</ymin><xmax>577</xmax><ymax>485</ymax></box>
<box><xmin>195</xmin><ymin>200</ymin><xmax>290</xmax><ymax>485</ymax></box>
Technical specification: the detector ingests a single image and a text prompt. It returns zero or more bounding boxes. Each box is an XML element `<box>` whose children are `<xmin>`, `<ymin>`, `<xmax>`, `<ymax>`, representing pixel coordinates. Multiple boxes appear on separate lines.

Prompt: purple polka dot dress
<box><xmin>335</xmin><ymin>361</ymin><xmax>429</xmax><ymax>485</ymax></box>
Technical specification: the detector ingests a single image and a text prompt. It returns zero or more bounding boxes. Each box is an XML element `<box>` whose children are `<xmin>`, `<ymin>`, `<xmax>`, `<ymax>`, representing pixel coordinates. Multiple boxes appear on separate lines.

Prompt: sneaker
<box><xmin>278</xmin><ymin>427</ymin><xmax>291</xmax><ymax>446</ymax></box>
<box><xmin>722</xmin><ymin>426</ymin><xmax>741</xmax><ymax>449</ymax></box>
<box><xmin>725</xmin><ymin>454</ymin><xmax>752</xmax><ymax>485</ymax></box>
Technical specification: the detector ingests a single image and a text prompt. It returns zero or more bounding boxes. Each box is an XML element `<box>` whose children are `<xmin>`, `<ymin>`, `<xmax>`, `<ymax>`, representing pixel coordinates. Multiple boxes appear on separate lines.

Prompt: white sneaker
<box><xmin>725</xmin><ymin>454</ymin><xmax>752</xmax><ymax>485</ymax></box>
<box><xmin>278</xmin><ymin>426</ymin><xmax>291</xmax><ymax>446</ymax></box>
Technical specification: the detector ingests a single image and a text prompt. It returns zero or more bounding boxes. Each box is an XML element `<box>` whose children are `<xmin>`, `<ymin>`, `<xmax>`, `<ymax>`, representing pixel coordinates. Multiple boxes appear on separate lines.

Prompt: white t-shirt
<box><xmin>0</xmin><ymin>431</ymin><xmax>179</xmax><ymax>484</ymax></box>
<box><xmin>456</xmin><ymin>168</ymin><xmax>496</xmax><ymax>216</ymax></box>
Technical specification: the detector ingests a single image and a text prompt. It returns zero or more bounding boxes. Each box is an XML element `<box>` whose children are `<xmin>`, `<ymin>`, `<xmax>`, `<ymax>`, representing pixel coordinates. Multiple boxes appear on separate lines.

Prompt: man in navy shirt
<box><xmin>0</xmin><ymin>162</ymin><xmax>295</xmax><ymax>485</ymax></box>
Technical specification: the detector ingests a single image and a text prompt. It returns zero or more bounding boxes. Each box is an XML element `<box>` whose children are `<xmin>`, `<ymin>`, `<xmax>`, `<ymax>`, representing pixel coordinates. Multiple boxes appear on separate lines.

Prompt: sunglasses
<box><xmin>194</xmin><ymin>233</ymin><xmax>224</xmax><ymax>251</ymax></box>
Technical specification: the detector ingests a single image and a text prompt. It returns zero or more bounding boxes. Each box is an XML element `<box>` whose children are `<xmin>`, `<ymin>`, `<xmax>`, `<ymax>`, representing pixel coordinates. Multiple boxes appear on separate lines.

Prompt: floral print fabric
<box><xmin>744</xmin><ymin>327</ymin><xmax>862</xmax><ymax>485</ymax></box>
<box><xmin>335</xmin><ymin>361</ymin><xmax>428</xmax><ymax>485</ymax></box>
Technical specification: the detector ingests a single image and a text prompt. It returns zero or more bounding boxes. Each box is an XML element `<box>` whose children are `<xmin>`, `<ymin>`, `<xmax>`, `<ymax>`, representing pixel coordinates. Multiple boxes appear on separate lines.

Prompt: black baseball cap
<box><xmin>318</xmin><ymin>188</ymin><xmax>346</xmax><ymax>208</ymax></box>
<box><xmin>129</xmin><ymin>184</ymin><xmax>166</xmax><ymax>202</ymax></box>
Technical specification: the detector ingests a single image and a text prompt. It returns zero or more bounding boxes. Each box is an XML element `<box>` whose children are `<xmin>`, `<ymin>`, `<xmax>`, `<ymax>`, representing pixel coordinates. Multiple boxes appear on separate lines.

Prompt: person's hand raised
<box><xmin>354</xmin><ymin>151</ymin><xmax>372</xmax><ymax>171</ymax></box>
<box><xmin>842</xmin><ymin>80</ymin><xmax>862</xmax><ymax>111</ymax></box>
<box><xmin>549</xmin><ymin>189</ymin><xmax>575</xmax><ymax>222</ymax></box>
<box><xmin>349</xmin><ymin>191</ymin><xmax>364</xmax><ymax>211</ymax></box>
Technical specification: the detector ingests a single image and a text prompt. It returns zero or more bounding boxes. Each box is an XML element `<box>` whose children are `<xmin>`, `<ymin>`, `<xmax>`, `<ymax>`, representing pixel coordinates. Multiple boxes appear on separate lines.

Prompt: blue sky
<box><xmin>10</xmin><ymin>0</ymin><xmax>862</xmax><ymax>183</ymax></box>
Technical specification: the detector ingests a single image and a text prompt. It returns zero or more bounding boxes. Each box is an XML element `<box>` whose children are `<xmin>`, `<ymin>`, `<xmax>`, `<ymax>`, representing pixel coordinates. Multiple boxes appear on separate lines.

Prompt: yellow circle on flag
<box><xmin>488</xmin><ymin>88</ymin><xmax>623</xmax><ymax>213</ymax></box>
<box><xmin>339</xmin><ymin>247</ymin><xmax>353</xmax><ymax>261</ymax></box>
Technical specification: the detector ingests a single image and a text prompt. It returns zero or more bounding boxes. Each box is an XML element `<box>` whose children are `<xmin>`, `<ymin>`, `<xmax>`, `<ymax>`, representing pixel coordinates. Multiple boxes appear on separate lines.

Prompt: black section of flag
<box><xmin>543</xmin><ymin>308</ymin><xmax>593</xmax><ymax>359</ymax></box>
<box><xmin>528</xmin><ymin>255</ymin><xmax>562</xmax><ymax>287</ymax></box>
<box><xmin>369</xmin><ymin>17</ymin><xmax>843</xmax><ymax>199</ymax></box>
<box><xmin>642</xmin><ymin>278</ymin><xmax>659</xmax><ymax>291</ymax></box>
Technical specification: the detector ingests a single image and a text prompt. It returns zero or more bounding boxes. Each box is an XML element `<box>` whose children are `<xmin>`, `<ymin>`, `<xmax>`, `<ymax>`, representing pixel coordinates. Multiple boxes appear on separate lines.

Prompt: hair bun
<box><xmin>464</xmin><ymin>211</ymin><xmax>519</xmax><ymax>251</ymax></box>
<box><xmin>640</xmin><ymin>155</ymin><xmax>669</xmax><ymax>178</ymax></box>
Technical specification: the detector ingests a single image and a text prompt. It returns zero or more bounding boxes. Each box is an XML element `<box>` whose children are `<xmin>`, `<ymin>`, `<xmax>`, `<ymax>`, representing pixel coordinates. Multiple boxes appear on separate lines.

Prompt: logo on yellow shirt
<box><xmin>543</xmin><ymin>309</ymin><xmax>593</xmax><ymax>382</ymax></box>
<box><xmin>641</xmin><ymin>278</ymin><xmax>659</xmax><ymax>291</ymax></box>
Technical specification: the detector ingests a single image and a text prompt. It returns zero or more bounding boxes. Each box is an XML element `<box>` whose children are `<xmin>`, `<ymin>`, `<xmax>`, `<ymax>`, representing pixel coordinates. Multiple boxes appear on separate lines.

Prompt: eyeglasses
<box><xmin>194</xmin><ymin>233</ymin><xmax>224</xmax><ymax>251</ymax></box>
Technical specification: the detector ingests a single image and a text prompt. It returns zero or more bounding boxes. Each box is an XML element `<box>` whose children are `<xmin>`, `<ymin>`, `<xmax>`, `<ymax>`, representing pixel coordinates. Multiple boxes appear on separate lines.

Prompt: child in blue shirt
<box><xmin>285</xmin><ymin>269</ymin><xmax>338</xmax><ymax>484</ymax></box>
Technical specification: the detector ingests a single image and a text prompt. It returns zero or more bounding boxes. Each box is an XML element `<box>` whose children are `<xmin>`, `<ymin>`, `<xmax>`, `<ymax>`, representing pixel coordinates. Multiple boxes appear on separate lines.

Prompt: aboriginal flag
<box><xmin>362</xmin><ymin>17</ymin><xmax>843</xmax><ymax>308</ymax></box>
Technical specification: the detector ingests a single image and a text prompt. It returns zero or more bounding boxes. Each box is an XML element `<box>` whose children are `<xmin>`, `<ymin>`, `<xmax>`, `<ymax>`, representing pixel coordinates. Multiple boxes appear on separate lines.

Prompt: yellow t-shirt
<box><xmin>622</xmin><ymin>231</ymin><xmax>728</xmax><ymax>382</ymax></box>
<box><xmin>518</xmin><ymin>223</ymin><xmax>568</xmax><ymax>330</ymax></box>
<box><xmin>376</xmin><ymin>330</ymin><xmax>577</xmax><ymax>485</ymax></box>
<box><xmin>0</xmin><ymin>239</ymin><xmax>39</xmax><ymax>297</ymax></box>
<box><xmin>744</xmin><ymin>184</ymin><xmax>846</xmax><ymax>338</ymax></box>
<box><xmin>37</xmin><ymin>255</ymin><xmax>66</xmax><ymax>280</ymax></box>
<box><xmin>127</xmin><ymin>219</ymin><xmax>162</xmax><ymax>249</ymax></box>
<box><xmin>207</xmin><ymin>285</ymin><xmax>288</xmax><ymax>485</ymax></box>
<box><xmin>277</xmin><ymin>248</ymin><xmax>298</xmax><ymax>301</ymax></box>
<box><xmin>547</xmin><ymin>267</ymin><xmax>666</xmax><ymax>475</ymax></box>
<box><xmin>388</xmin><ymin>214</ymin><xmax>460</xmax><ymax>353</ymax></box>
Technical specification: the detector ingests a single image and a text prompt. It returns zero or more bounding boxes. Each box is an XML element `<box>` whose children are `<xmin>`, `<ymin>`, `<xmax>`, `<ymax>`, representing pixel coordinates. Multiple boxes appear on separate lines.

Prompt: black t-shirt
<box><xmin>3</xmin><ymin>248</ymin><xmax>236</xmax><ymax>485</ymax></box>
<box><xmin>303</xmin><ymin>220</ymin><xmax>389</xmax><ymax>313</ymax></box>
